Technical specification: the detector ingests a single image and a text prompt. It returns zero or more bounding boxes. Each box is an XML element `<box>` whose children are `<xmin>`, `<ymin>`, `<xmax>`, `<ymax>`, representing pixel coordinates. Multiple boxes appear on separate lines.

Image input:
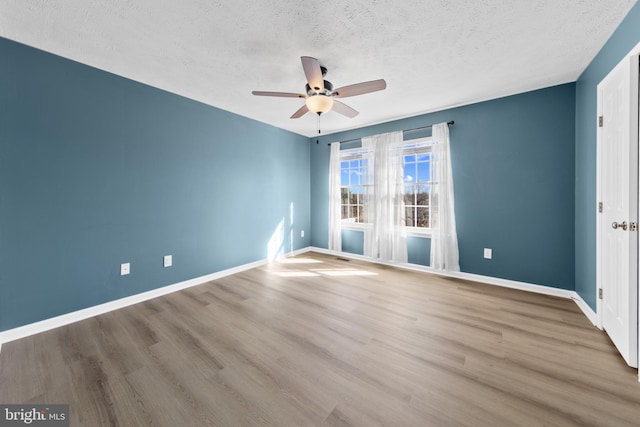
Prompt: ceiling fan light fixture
<box><xmin>305</xmin><ymin>94</ymin><xmax>334</xmax><ymax>115</ymax></box>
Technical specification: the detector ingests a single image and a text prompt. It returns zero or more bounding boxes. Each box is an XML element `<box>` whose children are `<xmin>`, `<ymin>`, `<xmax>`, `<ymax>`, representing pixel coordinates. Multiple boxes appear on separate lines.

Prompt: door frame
<box><xmin>596</xmin><ymin>41</ymin><xmax>640</xmax><ymax>376</ymax></box>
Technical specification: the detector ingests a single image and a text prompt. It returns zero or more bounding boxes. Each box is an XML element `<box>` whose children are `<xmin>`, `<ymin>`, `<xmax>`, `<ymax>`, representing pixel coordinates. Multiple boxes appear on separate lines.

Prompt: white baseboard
<box><xmin>306</xmin><ymin>247</ymin><xmax>599</xmax><ymax>323</ymax></box>
<box><xmin>569</xmin><ymin>291</ymin><xmax>599</xmax><ymax>327</ymax></box>
<box><xmin>308</xmin><ymin>246</ymin><xmax>575</xmax><ymax>297</ymax></box>
<box><xmin>0</xmin><ymin>248</ymin><xmax>309</xmax><ymax>349</ymax></box>
<box><xmin>0</xmin><ymin>245</ymin><xmax>597</xmax><ymax>352</ymax></box>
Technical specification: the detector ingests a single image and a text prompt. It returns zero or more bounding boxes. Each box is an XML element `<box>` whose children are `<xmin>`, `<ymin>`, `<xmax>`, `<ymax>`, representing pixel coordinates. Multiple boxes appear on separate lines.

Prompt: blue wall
<box><xmin>311</xmin><ymin>84</ymin><xmax>576</xmax><ymax>290</ymax></box>
<box><xmin>575</xmin><ymin>2</ymin><xmax>640</xmax><ymax>310</ymax></box>
<box><xmin>0</xmin><ymin>38</ymin><xmax>310</xmax><ymax>331</ymax></box>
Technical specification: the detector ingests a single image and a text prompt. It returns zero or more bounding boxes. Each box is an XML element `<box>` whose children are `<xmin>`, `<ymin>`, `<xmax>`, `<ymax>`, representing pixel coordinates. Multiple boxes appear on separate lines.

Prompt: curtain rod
<box><xmin>326</xmin><ymin>120</ymin><xmax>454</xmax><ymax>146</ymax></box>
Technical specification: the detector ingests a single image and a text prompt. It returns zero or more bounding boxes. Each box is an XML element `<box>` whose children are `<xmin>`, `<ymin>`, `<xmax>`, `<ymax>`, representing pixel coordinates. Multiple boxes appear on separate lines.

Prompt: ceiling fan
<box><xmin>252</xmin><ymin>56</ymin><xmax>386</xmax><ymax>119</ymax></box>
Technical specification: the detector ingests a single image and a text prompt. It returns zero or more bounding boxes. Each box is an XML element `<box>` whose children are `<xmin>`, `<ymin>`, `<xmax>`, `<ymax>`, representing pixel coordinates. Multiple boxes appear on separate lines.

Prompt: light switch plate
<box><xmin>121</xmin><ymin>262</ymin><xmax>130</xmax><ymax>275</ymax></box>
<box><xmin>483</xmin><ymin>248</ymin><xmax>492</xmax><ymax>259</ymax></box>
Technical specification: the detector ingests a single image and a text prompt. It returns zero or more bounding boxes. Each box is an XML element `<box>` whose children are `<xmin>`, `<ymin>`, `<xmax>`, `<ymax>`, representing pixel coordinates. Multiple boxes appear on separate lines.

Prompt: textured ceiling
<box><xmin>0</xmin><ymin>1</ymin><xmax>637</xmax><ymax>137</ymax></box>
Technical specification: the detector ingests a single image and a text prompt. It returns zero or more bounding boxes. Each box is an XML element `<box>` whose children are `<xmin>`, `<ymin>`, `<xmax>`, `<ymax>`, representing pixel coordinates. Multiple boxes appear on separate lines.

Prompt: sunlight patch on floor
<box><xmin>273</xmin><ymin>271</ymin><xmax>322</xmax><ymax>277</ymax></box>
<box><xmin>277</xmin><ymin>257</ymin><xmax>324</xmax><ymax>264</ymax></box>
<box><xmin>310</xmin><ymin>268</ymin><xmax>378</xmax><ymax>277</ymax></box>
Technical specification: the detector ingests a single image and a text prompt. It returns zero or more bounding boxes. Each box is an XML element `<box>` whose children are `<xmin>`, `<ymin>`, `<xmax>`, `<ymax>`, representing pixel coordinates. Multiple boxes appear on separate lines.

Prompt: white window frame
<box><xmin>402</xmin><ymin>137</ymin><xmax>435</xmax><ymax>237</ymax></box>
<box><xmin>339</xmin><ymin>136</ymin><xmax>434</xmax><ymax>237</ymax></box>
<box><xmin>339</xmin><ymin>148</ymin><xmax>371</xmax><ymax>230</ymax></box>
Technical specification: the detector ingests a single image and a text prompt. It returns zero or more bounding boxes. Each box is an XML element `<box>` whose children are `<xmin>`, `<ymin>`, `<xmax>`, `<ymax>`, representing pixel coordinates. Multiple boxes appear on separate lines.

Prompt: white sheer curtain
<box><xmin>362</xmin><ymin>131</ymin><xmax>408</xmax><ymax>263</ymax></box>
<box><xmin>362</xmin><ymin>137</ymin><xmax>376</xmax><ymax>257</ymax></box>
<box><xmin>328</xmin><ymin>142</ymin><xmax>342</xmax><ymax>252</ymax></box>
<box><xmin>430</xmin><ymin>123</ymin><xmax>460</xmax><ymax>271</ymax></box>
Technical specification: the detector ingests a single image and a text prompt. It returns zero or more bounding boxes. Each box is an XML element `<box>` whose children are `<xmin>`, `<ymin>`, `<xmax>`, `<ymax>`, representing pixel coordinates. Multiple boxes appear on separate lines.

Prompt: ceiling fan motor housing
<box><xmin>306</xmin><ymin>80</ymin><xmax>333</xmax><ymax>96</ymax></box>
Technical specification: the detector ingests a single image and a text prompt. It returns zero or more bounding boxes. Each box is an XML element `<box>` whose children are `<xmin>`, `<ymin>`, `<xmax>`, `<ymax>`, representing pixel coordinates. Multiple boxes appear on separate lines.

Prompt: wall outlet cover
<box><xmin>163</xmin><ymin>255</ymin><xmax>173</xmax><ymax>267</ymax></box>
<box><xmin>121</xmin><ymin>262</ymin><xmax>130</xmax><ymax>275</ymax></box>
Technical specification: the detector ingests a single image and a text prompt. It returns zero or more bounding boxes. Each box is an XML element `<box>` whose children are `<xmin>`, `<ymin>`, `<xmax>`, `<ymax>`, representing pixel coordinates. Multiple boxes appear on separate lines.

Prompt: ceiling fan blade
<box><xmin>332</xmin><ymin>79</ymin><xmax>387</xmax><ymax>98</ymax></box>
<box><xmin>252</xmin><ymin>91</ymin><xmax>305</xmax><ymax>98</ymax></box>
<box><xmin>332</xmin><ymin>100</ymin><xmax>359</xmax><ymax>118</ymax></box>
<box><xmin>301</xmin><ymin>56</ymin><xmax>324</xmax><ymax>92</ymax></box>
<box><xmin>290</xmin><ymin>104</ymin><xmax>309</xmax><ymax>119</ymax></box>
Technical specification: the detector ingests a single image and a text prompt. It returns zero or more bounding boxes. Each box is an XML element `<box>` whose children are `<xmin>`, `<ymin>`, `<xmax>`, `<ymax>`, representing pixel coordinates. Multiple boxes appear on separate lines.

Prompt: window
<box><xmin>340</xmin><ymin>152</ymin><xmax>369</xmax><ymax>224</ymax></box>
<box><xmin>403</xmin><ymin>141</ymin><xmax>436</xmax><ymax>230</ymax></box>
<box><xmin>339</xmin><ymin>137</ymin><xmax>434</xmax><ymax>233</ymax></box>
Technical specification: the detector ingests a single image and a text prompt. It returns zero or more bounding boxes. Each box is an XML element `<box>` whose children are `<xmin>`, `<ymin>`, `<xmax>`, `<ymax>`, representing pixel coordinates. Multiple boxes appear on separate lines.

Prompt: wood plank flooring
<box><xmin>1</xmin><ymin>252</ymin><xmax>639</xmax><ymax>426</ymax></box>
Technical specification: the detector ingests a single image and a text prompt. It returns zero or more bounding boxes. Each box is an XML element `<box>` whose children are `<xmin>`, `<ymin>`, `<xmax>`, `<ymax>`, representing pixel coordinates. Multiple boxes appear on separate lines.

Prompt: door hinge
<box><xmin>599</xmin><ymin>288</ymin><xmax>603</xmax><ymax>299</ymax></box>
<box><xmin>599</xmin><ymin>116</ymin><xmax>604</xmax><ymax>127</ymax></box>
<box><xmin>598</xmin><ymin>202</ymin><xmax>603</xmax><ymax>213</ymax></box>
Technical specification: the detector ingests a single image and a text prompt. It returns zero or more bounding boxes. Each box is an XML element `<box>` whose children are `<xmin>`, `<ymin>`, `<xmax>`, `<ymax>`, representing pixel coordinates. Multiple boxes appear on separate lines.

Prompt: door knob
<box><xmin>612</xmin><ymin>221</ymin><xmax>628</xmax><ymax>230</ymax></box>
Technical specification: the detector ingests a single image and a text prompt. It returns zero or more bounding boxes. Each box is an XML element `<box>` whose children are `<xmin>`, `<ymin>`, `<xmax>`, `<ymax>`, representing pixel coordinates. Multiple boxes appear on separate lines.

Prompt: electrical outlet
<box><xmin>163</xmin><ymin>255</ymin><xmax>173</xmax><ymax>268</ymax></box>
<box><xmin>483</xmin><ymin>248</ymin><xmax>492</xmax><ymax>259</ymax></box>
<box><xmin>121</xmin><ymin>262</ymin><xmax>130</xmax><ymax>275</ymax></box>
<box><xmin>301</xmin><ymin>230</ymin><xmax>305</xmax><ymax>238</ymax></box>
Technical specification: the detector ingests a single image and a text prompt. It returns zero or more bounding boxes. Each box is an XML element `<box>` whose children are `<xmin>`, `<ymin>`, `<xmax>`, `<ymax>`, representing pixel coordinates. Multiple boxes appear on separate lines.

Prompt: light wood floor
<box><xmin>1</xmin><ymin>252</ymin><xmax>639</xmax><ymax>426</ymax></box>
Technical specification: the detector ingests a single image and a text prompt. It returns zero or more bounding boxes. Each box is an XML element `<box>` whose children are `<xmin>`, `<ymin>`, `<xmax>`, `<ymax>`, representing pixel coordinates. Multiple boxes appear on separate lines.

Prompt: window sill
<box><xmin>341</xmin><ymin>222</ymin><xmax>370</xmax><ymax>231</ymax></box>
<box><xmin>340</xmin><ymin>223</ymin><xmax>432</xmax><ymax>238</ymax></box>
<box><xmin>406</xmin><ymin>228</ymin><xmax>433</xmax><ymax>238</ymax></box>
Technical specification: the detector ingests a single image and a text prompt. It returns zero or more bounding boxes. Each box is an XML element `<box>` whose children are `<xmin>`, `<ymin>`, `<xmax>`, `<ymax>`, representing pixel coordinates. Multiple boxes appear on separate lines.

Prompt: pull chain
<box><xmin>316</xmin><ymin>113</ymin><xmax>321</xmax><ymax>144</ymax></box>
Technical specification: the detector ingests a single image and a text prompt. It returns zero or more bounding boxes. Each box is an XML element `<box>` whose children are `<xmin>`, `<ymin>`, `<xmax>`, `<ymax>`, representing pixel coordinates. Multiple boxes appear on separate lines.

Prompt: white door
<box><xmin>597</xmin><ymin>55</ymin><xmax>639</xmax><ymax>368</ymax></box>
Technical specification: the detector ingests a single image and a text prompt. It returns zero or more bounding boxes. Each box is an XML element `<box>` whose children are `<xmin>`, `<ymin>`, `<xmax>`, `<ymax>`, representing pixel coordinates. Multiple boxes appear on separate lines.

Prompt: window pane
<box><xmin>358</xmin><ymin>190</ymin><xmax>366</xmax><ymax>203</ymax></box>
<box><xmin>404</xmin><ymin>163</ymin><xmax>416</xmax><ymax>182</ymax></box>
<box><xmin>404</xmin><ymin>154</ymin><xmax>416</xmax><ymax>164</ymax></box>
<box><xmin>405</xmin><ymin>207</ymin><xmax>416</xmax><ymax>227</ymax></box>
<box><xmin>404</xmin><ymin>185</ymin><xmax>415</xmax><ymax>205</ymax></box>
<box><xmin>349</xmin><ymin>159</ymin><xmax>359</xmax><ymax>168</ymax></box>
<box><xmin>361</xmin><ymin>173</ymin><xmax>369</xmax><ymax>186</ymax></box>
<box><xmin>341</xmin><ymin>205</ymin><xmax>349</xmax><ymax>220</ymax></box>
<box><xmin>416</xmin><ymin>185</ymin><xmax>430</xmax><ymax>205</ymax></box>
<box><xmin>360</xmin><ymin>192</ymin><xmax>369</xmax><ymax>206</ymax></box>
<box><xmin>417</xmin><ymin>153</ymin><xmax>431</xmax><ymax>162</ymax></box>
<box><xmin>417</xmin><ymin>161</ymin><xmax>430</xmax><ymax>183</ymax></box>
<box><xmin>341</xmin><ymin>169</ymin><xmax>349</xmax><ymax>185</ymax></box>
<box><xmin>350</xmin><ymin>205</ymin><xmax>358</xmax><ymax>220</ymax></box>
<box><xmin>357</xmin><ymin>205</ymin><xmax>365</xmax><ymax>223</ymax></box>
<box><xmin>416</xmin><ymin>207</ymin><xmax>429</xmax><ymax>228</ymax></box>
<box><xmin>341</xmin><ymin>188</ymin><xmax>348</xmax><ymax>204</ymax></box>
<box><xmin>349</xmin><ymin>191</ymin><xmax>358</xmax><ymax>204</ymax></box>
<box><xmin>350</xmin><ymin>170</ymin><xmax>361</xmax><ymax>186</ymax></box>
